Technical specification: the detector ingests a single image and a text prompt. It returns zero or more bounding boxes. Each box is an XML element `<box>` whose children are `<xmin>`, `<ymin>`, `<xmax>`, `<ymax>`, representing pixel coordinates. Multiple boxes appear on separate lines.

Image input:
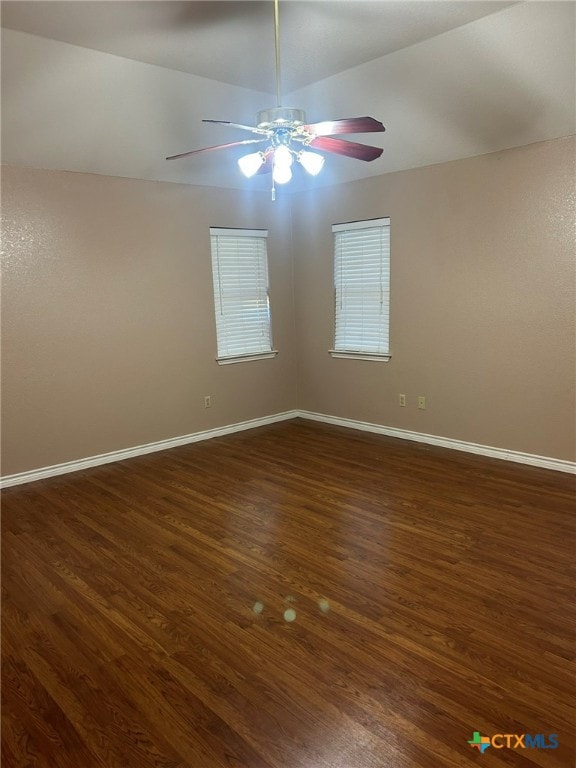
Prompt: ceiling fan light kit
<box><xmin>166</xmin><ymin>0</ymin><xmax>385</xmax><ymax>198</ymax></box>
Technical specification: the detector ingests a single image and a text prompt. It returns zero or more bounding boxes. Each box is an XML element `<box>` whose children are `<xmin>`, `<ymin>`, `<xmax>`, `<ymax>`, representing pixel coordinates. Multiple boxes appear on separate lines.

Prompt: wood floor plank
<box><xmin>2</xmin><ymin>419</ymin><xmax>574</xmax><ymax>767</ymax></box>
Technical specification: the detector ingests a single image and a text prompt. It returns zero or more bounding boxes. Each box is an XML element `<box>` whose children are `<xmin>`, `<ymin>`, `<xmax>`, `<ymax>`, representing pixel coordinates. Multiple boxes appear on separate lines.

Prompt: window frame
<box><xmin>330</xmin><ymin>217</ymin><xmax>391</xmax><ymax>362</ymax></box>
<box><xmin>209</xmin><ymin>227</ymin><xmax>277</xmax><ymax>365</ymax></box>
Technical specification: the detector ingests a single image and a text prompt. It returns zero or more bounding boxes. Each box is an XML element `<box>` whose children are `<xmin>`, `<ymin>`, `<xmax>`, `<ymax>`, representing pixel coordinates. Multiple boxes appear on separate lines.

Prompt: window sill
<box><xmin>217</xmin><ymin>351</ymin><xmax>279</xmax><ymax>365</ymax></box>
<box><xmin>329</xmin><ymin>350</ymin><xmax>391</xmax><ymax>362</ymax></box>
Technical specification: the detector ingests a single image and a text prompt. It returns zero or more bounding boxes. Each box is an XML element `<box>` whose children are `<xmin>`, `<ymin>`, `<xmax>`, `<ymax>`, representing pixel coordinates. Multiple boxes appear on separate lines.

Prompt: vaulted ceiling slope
<box><xmin>2</xmin><ymin>1</ymin><xmax>574</xmax><ymax>191</ymax></box>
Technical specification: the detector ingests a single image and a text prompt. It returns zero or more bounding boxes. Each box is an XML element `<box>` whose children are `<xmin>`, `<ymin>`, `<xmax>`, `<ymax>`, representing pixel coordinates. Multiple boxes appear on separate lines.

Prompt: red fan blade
<box><xmin>304</xmin><ymin>117</ymin><xmax>385</xmax><ymax>136</ymax></box>
<box><xmin>166</xmin><ymin>138</ymin><xmax>267</xmax><ymax>161</ymax></box>
<box><xmin>203</xmin><ymin>119</ymin><xmax>270</xmax><ymax>136</ymax></box>
<box><xmin>308</xmin><ymin>136</ymin><xmax>383</xmax><ymax>161</ymax></box>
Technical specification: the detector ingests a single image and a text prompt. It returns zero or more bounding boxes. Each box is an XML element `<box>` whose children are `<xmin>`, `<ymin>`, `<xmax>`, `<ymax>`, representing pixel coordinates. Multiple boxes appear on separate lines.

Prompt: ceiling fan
<box><xmin>166</xmin><ymin>0</ymin><xmax>385</xmax><ymax>198</ymax></box>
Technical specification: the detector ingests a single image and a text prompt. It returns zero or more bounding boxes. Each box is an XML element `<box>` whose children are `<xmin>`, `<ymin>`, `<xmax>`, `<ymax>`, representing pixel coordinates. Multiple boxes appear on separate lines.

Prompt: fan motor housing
<box><xmin>257</xmin><ymin>107</ymin><xmax>307</xmax><ymax>129</ymax></box>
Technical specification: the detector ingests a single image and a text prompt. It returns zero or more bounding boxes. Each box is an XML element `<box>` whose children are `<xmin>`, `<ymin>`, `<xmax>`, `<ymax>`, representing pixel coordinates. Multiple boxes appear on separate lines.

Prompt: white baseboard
<box><xmin>2</xmin><ymin>408</ymin><xmax>573</xmax><ymax>488</ymax></box>
<box><xmin>0</xmin><ymin>410</ymin><xmax>299</xmax><ymax>488</ymax></box>
<box><xmin>296</xmin><ymin>410</ymin><xmax>576</xmax><ymax>474</ymax></box>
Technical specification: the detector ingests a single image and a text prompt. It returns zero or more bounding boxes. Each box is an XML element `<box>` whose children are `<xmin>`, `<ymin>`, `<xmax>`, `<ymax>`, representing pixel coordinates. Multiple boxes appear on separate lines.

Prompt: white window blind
<box><xmin>210</xmin><ymin>228</ymin><xmax>274</xmax><ymax>363</ymax></box>
<box><xmin>332</xmin><ymin>218</ymin><xmax>390</xmax><ymax>360</ymax></box>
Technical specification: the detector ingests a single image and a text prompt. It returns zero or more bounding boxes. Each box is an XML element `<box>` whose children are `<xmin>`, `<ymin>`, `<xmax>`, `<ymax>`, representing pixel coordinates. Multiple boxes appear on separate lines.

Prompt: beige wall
<box><xmin>292</xmin><ymin>136</ymin><xmax>576</xmax><ymax>461</ymax></box>
<box><xmin>1</xmin><ymin>168</ymin><xmax>297</xmax><ymax>475</ymax></box>
<box><xmin>2</xmin><ymin>136</ymin><xmax>574</xmax><ymax>476</ymax></box>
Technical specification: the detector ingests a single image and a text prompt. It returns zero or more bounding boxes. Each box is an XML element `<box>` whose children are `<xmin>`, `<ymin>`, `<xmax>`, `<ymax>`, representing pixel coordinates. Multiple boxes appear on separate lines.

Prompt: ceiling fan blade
<box><xmin>203</xmin><ymin>119</ymin><xmax>270</xmax><ymax>136</ymax></box>
<box><xmin>305</xmin><ymin>117</ymin><xmax>385</xmax><ymax>136</ymax></box>
<box><xmin>166</xmin><ymin>138</ymin><xmax>268</xmax><ymax>161</ymax></box>
<box><xmin>308</xmin><ymin>136</ymin><xmax>383</xmax><ymax>162</ymax></box>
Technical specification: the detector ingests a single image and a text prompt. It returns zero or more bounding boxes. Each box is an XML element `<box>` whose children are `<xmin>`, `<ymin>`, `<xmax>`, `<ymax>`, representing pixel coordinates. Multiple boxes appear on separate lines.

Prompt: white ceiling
<box><xmin>1</xmin><ymin>1</ymin><xmax>519</xmax><ymax>93</ymax></box>
<box><xmin>1</xmin><ymin>1</ymin><xmax>575</xmax><ymax>192</ymax></box>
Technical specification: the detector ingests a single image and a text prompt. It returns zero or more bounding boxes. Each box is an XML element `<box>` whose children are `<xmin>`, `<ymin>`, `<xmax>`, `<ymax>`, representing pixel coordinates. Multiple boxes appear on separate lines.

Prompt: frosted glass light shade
<box><xmin>272</xmin><ymin>145</ymin><xmax>294</xmax><ymax>184</ymax></box>
<box><xmin>298</xmin><ymin>150</ymin><xmax>325</xmax><ymax>176</ymax></box>
<box><xmin>274</xmin><ymin>145</ymin><xmax>293</xmax><ymax>169</ymax></box>
<box><xmin>273</xmin><ymin>163</ymin><xmax>292</xmax><ymax>184</ymax></box>
<box><xmin>238</xmin><ymin>152</ymin><xmax>265</xmax><ymax>178</ymax></box>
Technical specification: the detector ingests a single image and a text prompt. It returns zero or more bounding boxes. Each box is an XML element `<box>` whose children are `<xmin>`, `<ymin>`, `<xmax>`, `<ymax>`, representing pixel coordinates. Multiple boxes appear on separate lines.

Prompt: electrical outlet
<box><xmin>418</xmin><ymin>396</ymin><xmax>426</xmax><ymax>410</ymax></box>
<box><xmin>399</xmin><ymin>394</ymin><xmax>406</xmax><ymax>407</ymax></box>
<box><xmin>204</xmin><ymin>395</ymin><xmax>211</xmax><ymax>408</ymax></box>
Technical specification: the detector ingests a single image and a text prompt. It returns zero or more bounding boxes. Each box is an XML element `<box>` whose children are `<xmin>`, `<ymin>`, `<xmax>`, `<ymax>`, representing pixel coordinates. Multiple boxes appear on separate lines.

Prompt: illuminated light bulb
<box><xmin>272</xmin><ymin>145</ymin><xmax>294</xmax><ymax>184</ymax></box>
<box><xmin>273</xmin><ymin>163</ymin><xmax>292</xmax><ymax>184</ymax></box>
<box><xmin>274</xmin><ymin>144</ymin><xmax>294</xmax><ymax>168</ymax></box>
<box><xmin>238</xmin><ymin>151</ymin><xmax>265</xmax><ymax>178</ymax></box>
<box><xmin>298</xmin><ymin>150</ymin><xmax>325</xmax><ymax>176</ymax></box>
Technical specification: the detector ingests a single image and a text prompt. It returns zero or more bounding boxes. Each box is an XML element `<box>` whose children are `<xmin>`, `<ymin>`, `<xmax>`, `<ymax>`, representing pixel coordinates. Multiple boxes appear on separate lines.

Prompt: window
<box><xmin>331</xmin><ymin>217</ymin><xmax>391</xmax><ymax>361</ymax></box>
<box><xmin>210</xmin><ymin>228</ymin><xmax>276</xmax><ymax>364</ymax></box>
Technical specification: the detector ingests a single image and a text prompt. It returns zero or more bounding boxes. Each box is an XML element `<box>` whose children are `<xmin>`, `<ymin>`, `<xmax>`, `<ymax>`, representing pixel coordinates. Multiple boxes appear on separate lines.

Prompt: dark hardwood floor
<box><xmin>2</xmin><ymin>419</ymin><xmax>574</xmax><ymax>767</ymax></box>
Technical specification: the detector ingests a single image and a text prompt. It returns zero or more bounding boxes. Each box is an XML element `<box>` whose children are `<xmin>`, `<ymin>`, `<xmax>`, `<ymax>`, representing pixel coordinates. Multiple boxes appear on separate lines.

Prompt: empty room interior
<box><xmin>1</xmin><ymin>1</ymin><xmax>575</xmax><ymax>766</ymax></box>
